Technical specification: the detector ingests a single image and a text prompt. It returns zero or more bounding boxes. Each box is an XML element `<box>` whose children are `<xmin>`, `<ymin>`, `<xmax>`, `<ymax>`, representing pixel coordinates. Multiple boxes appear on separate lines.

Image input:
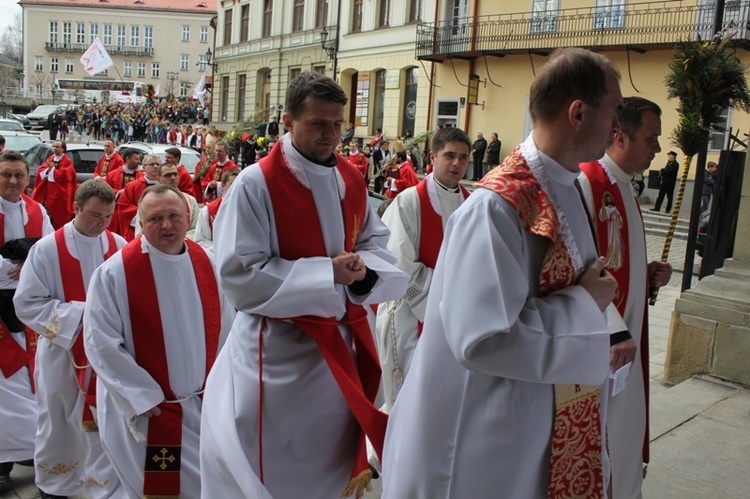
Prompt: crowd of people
<box><xmin>0</xmin><ymin>52</ymin><xmax>675</xmax><ymax>499</ymax></box>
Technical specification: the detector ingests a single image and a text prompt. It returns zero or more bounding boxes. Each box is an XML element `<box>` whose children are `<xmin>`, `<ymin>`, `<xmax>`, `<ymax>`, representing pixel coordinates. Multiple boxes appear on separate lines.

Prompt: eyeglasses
<box><xmin>160</xmin><ymin>172</ymin><xmax>179</xmax><ymax>178</ymax></box>
<box><xmin>143</xmin><ymin>162</ymin><xmax>160</xmax><ymax>167</ymax></box>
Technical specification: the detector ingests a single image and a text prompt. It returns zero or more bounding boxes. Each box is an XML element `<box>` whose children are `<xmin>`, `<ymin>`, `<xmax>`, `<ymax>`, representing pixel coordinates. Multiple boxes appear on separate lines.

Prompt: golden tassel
<box><xmin>340</xmin><ymin>469</ymin><xmax>373</xmax><ymax>498</ymax></box>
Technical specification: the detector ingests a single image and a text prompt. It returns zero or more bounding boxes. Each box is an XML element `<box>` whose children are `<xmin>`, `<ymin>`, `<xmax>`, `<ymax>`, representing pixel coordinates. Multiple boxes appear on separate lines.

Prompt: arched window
<box><xmin>373</xmin><ymin>69</ymin><xmax>386</xmax><ymax>133</ymax></box>
<box><xmin>401</xmin><ymin>67</ymin><xmax>418</xmax><ymax>136</ymax></box>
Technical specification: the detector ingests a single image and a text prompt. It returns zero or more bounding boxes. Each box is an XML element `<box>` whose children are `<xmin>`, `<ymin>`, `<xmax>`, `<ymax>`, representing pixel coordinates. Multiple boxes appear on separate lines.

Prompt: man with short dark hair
<box><xmin>83</xmin><ymin>185</ymin><xmax>234</xmax><ymax>498</ymax></box>
<box><xmin>93</xmin><ymin>139</ymin><xmax>124</xmax><ymax>178</ymax></box>
<box><xmin>382</xmin><ymin>47</ymin><xmax>622</xmax><ymax>497</ymax></box>
<box><xmin>110</xmin><ymin>154</ymin><xmax>160</xmax><ymax>241</ymax></box>
<box><xmin>471</xmin><ymin>132</ymin><xmax>487</xmax><ymax>180</ymax></box>
<box><xmin>31</xmin><ymin>140</ymin><xmax>77</xmax><ymax>230</ymax></box>
<box><xmin>0</xmin><ymin>134</ymin><xmax>5</xmax><ymax>153</ymax></box>
<box><xmin>0</xmin><ymin>151</ymin><xmax>52</xmax><ymax>494</ymax></box>
<box><xmin>104</xmin><ymin>148</ymin><xmax>144</xmax><ymax>193</ymax></box>
<box><xmin>164</xmin><ymin>146</ymin><xmax>196</xmax><ymax>195</ymax></box>
<box><xmin>200</xmin><ymin>72</ymin><xmax>408</xmax><ymax>498</ymax></box>
<box><xmin>201</xmin><ymin>141</ymin><xmax>238</xmax><ymax>202</ymax></box>
<box><xmin>651</xmin><ymin>151</ymin><xmax>679</xmax><ymax>213</ymax></box>
<box><xmin>15</xmin><ymin>179</ymin><xmax>124</xmax><ymax>498</ymax></box>
<box><xmin>372</xmin><ymin>140</ymin><xmax>391</xmax><ymax>193</ymax></box>
<box><xmin>487</xmin><ymin>132</ymin><xmax>502</xmax><ymax>168</ymax></box>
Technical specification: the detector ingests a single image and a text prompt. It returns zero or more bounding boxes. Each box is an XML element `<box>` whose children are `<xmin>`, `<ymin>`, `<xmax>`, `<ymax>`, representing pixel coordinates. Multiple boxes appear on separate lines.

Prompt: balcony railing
<box><xmin>416</xmin><ymin>1</ymin><xmax>750</xmax><ymax>61</ymax></box>
<box><xmin>45</xmin><ymin>42</ymin><xmax>154</xmax><ymax>56</ymax></box>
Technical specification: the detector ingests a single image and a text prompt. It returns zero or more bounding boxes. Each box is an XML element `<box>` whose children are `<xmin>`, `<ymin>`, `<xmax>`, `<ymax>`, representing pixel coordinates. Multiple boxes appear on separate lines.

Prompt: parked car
<box><xmin>26</xmin><ymin>104</ymin><xmax>68</xmax><ymax>129</ymax></box>
<box><xmin>3</xmin><ymin>113</ymin><xmax>31</xmax><ymax>130</ymax></box>
<box><xmin>118</xmin><ymin>142</ymin><xmax>201</xmax><ymax>173</ymax></box>
<box><xmin>0</xmin><ymin>119</ymin><xmax>25</xmax><ymax>132</ymax></box>
<box><xmin>24</xmin><ymin>141</ymin><xmax>105</xmax><ymax>192</ymax></box>
<box><xmin>1</xmin><ymin>131</ymin><xmax>42</xmax><ymax>154</ymax></box>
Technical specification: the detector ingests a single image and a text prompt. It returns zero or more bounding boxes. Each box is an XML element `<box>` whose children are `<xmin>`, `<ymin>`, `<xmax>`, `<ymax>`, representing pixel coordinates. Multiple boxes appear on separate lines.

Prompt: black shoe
<box><xmin>15</xmin><ymin>459</ymin><xmax>33</xmax><ymax>467</ymax></box>
<box><xmin>0</xmin><ymin>473</ymin><xmax>11</xmax><ymax>491</ymax></box>
<box><xmin>39</xmin><ymin>490</ymin><xmax>68</xmax><ymax>499</ymax></box>
<box><xmin>649</xmin><ymin>208</ymin><xmax>659</xmax><ymax>211</ymax></box>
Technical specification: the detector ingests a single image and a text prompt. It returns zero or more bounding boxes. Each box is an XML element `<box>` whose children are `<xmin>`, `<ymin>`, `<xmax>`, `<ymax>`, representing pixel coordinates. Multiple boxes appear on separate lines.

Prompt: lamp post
<box><xmin>319</xmin><ymin>26</ymin><xmax>338</xmax><ymax>81</ymax></box>
<box><xmin>166</xmin><ymin>71</ymin><xmax>179</xmax><ymax>97</ymax></box>
<box><xmin>101</xmin><ymin>89</ymin><xmax>110</xmax><ymax>104</ymax></box>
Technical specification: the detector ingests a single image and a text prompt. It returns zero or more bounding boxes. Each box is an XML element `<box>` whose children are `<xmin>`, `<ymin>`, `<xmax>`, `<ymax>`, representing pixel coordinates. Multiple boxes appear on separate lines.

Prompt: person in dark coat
<box><xmin>651</xmin><ymin>150</ymin><xmax>679</xmax><ymax>213</ymax></box>
<box><xmin>486</xmin><ymin>132</ymin><xmax>502</xmax><ymax>169</ymax></box>
<box><xmin>700</xmin><ymin>161</ymin><xmax>718</xmax><ymax>214</ymax></box>
<box><xmin>47</xmin><ymin>110</ymin><xmax>61</xmax><ymax>141</ymax></box>
<box><xmin>471</xmin><ymin>133</ymin><xmax>487</xmax><ymax>181</ymax></box>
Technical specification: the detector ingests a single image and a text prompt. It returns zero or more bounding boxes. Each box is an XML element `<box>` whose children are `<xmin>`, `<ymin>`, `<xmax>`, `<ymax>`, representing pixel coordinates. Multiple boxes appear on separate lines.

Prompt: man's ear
<box><xmin>568</xmin><ymin>99</ymin><xmax>585</xmax><ymax>130</ymax></box>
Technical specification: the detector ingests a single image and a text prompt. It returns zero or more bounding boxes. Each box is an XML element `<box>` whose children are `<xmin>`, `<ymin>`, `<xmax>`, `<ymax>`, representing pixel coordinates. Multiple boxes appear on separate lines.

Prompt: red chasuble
<box><xmin>259</xmin><ymin>143</ymin><xmax>384</xmax><ymax>496</ymax></box>
<box><xmin>580</xmin><ymin>160</ymin><xmax>651</xmax><ymax>464</ymax></box>
<box><xmin>122</xmin><ymin>237</ymin><xmax>221</xmax><ymax>498</ymax></box>
<box><xmin>202</xmin><ymin>160</ymin><xmax>238</xmax><ymax>202</ymax></box>
<box><xmin>104</xmin><ymin>167</ymin><xmax>144</xmax><ymax>193</ymax></box>
<box><xmin>348</xmin><ymin>152</ymin><xmax>368</xmax><ymax>179</ymax></box>
<box><xmin>55</xmin><ymin>227</ymin><xmax>117</xmax><ymax>431</ymax></box>
<box><xmin>0</xmin><ymin>196</ymin><xmax>43</xmax><ymax>385</ymax></box>
<box><xmin>479</xmin><ymin>148</ymin><xmax>605</xmax><ymax>499</ymax></box>
<box><xmin>414</xmin><ymin>178</ymin><xmax>469</xmax><ymax>336</ymax></box>
<box><xmin>31</xmin><ymin>155</ymin><xmax>77</xmax><ymax>230</ymax></box>
<box><xmin>206</xmin><ymin>196</ymin><xmax>223</xmax><ymax>233</ymax></box>
<box><xmin>112</xmin><ymin>178</ymin><xmax>150</xmax><ymax>241</ymax></box>
<box><xmin>94</xmin><ymin>152</ymin><xmax>124</xmax><ymax>178</ymax></box>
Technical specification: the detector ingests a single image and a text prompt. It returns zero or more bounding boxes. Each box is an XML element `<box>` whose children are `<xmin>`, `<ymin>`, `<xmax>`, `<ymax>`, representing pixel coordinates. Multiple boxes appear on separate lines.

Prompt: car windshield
<box><xmin>4</xmin><ymin>136</ymin><xmax>42</xmax><ymax>154</ymax></box>
<box><xmin>0</xmin><ymin>121</ymin><xmax>24</xmax><ymax>131</ymax></box>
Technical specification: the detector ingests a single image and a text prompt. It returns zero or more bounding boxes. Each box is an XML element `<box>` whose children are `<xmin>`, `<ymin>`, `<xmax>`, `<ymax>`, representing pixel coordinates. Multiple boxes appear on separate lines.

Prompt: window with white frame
<box><xmin>151</xmin><ymin>62</ymin><xmax>160</xmax><ymax>78</ymax></box>
<box><xmin>76</xmin><ymin>22</ymin><xmax>85</xmax><ymax>43</ymax></box>
<box><xmin>180</xmin><ymin>54</ymin><xmax>189</xmax><ymax>70</ymax></box>
<box><xmin>594</xmin><ymin>0</ymin><xmax>625</xmax><ymax>29</ymax></box>
<box><xmin>34</xmin><ymin>56</ymin><xmax>43</xmax><ymax>72</ymax></box>
<box><xmin>180</xmin><ymin>82</ymin><xmax>189</xmax><ymax>97</ymax></box>
<box><xmin>531</xmin><ymin>0</ymin><xmax>559</xmax><ymax>34</ymax></box>
<box><xmin>103</xmin><ymin>24</ymin><xmax>112</xmax><ymax>45</ymax></box>
<box><xmin>117</xmin><ymin>25</ymin><xmax>126</xmax><ymax>47</ymax></box>
<box><xmin>50</xmin><ymin>57</ymin><xmax>59</xmax><ymax>73</ymax></box>
<box><xmin>200</xmin><ymin>26</ymin><xmax>209</xmax><ymax>42</ymax></box>
<box><xmin>709</xmin><ymin>107</ymin><xmax>732</xmax><ymax>151</ymax></box>
<box><xmin>137</xmin><ymin>62</ymin><xmax>146</xmax><ymax>77</ymax></box>
<box><xmin>124</xmin><ymin>61</ymin><xmax>132</xmax><ymax>77</ymax></box>
<box><xmin>65</xmin><ymin>58</ymin><xmax>73</xmax><ymax>73</ymax></box>
<box><xmin>144</xmin><ymin>26</ymin><xmax>153</xmax><ymax>48</ymax></box>
<box><xmin>182</xmin><ymin>25</ymin><xmax>190</xmax><ymax>42</ymax></box>
<box><xmin>198</xmin><ymin>54</ymin><xmax>207</xmax><ymax>72</ymax></box>
<box><xmin>131</xmin><ymin>25</ymin><xmax>140</xmax><ymax>46</ymax></box>
<box><xmin>63</xmin><ymin>22</ymin><xmax>71</xmax><ymax>44</ymax></box>
<box><xmin>90</xmin><ymin>23</ymin><xmax>98</xmax><ymax>43</ymax></box>
<box><xmin>49</xmin><ymin>21</ymin><xmax>58</xmax><ymax>43</ymax></box>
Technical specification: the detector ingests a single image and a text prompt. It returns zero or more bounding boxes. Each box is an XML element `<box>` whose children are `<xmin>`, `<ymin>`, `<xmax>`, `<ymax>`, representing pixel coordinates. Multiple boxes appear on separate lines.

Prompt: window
<box><xmin>313</xmin><ymin>65</ymin><xmax>326</xmax><ymax>75</ymax></box>
<box><xmin>182</xmin><ymin>25</ymin><xmax>190</xmax><ymax>42</ymax></box>
<box><xmin>198</xmin><ymin>54</ymin><xmax>207</xmax><ymax>72</ymax></box>
<box><xmin>49</xmin><ymin>21</ymin><xmax>58</xmax><ymax>43</ymax></box>
<box><xmin>220</xmin><ymin>75</ymin><xmax>230</xmax><ymax>121</ymax></box>
<box><xmin>137</xmin><ymin>62</ymin><xmax>146</xmax><ymax>78</ymax></box>
<box><xmin>293</xmin><ymin>0</ymin><xmax>305</xmax><ymax>33</ymax></box>
<box><xmin>316</xmin><ymin>0</ymin><xmax>328</xmax><ymax>28</ymax></box>
<box><xmin>180</xmin><ymin>54</ymin><xmax>189</xmax><ymax>71</ymax></box>
<box><xmin>401</xmin><ymin>67</ymin><xmax>418</xmax><ymax>134</ymax></box>
<box><xmin>65</xmin><ymin>58</ymin><xmax>73</xmax><ymax>73</ymax></box>
<box><xmin>373</xmin><ymin>69</ymin><xmax>386</xmax><ymax>131</ymax></box>
<box><xmin>144</xmin><ymin>26</ymin><xmax>153</xmax><ymax>48</ymax></box>
<box><xmin>34</xmin><ymin>56</ymin><xmax>43</xmax><ymax>72</ymax></box>
<box><xmin>594</xmin><ymin>0</ymin><xmax>625</xmax><ymax>29</ymax></box>
<box><xmin>378</xmin><ymin>0</ymin><xmax>390</xmax><ymax>27</ymax></box>
<box><xmin>76</xmin><ymin>22</ymin><xmax>86</xmax><ymax>43</ymax></box>
<box><xmin>180</xmin><ymin>82</ymin><xmax>190</xmax><ymax>98</ymax></box>
<box><xmin>290</xmin><ymin>67</ymin><xmax>301</xmax><ymax>82</ymax></box>
<box><xmin>117</xmin><ymin>25</ymin><xmax>126</xmax><ymax>48</ymax></box>
<box><xmin>240</xmin><ymin>5</ymin><xmax>249</xmax><ymax>42</ymax></box>
<box><xmin>709</xmin><ymin>107</ymin><xmax>732</xmax><ymax>151</ymax></box>
<box><xmin>263</xmin><ymin>0</ymin><xmax>273</xmax><ymax>38</ymax></box>
<box><xmin>50</xmin><ymin>57</ymin><xmax>59</xmax><ymax>73</ymax></box>
<box><xmin>200</xmin><ymin>26</ymin><xmax>209</xmax><ymax>43</ymax></box>
<box><xmin>224</xmin><ymin>9</ymin><xmax>233</xmax><ymax>45</ymax></box>
<box><xmin>63</xmin><ymin>22</ymin><xmax>72</xmax><ymax>45</ymax></box>
<box><xmin>124</xmin><ymin>61</ymin><xmax>132</xmax><ymax>77</ymax></box>
<box><xmin>89</xmin><ymin>23</ymin><xmax>98</xmax><ymax>43</ymax></box>
<box><xmin>131</xmin><ymin>25</ymin><xmax>140</xmax><ymax>46</ymax></box>
<box><xmin>408</xmin><ymin>0</ymin><xmax>422</xmax><ymax>23</ymax></box>
<box><xmin>352</xmin><ymin>0</ymin><xmax>363</xmax><ymax>32</ymax></box>
<box><xmin>531</xmin><ymin>0</ymin><xmax>559</xmax><ymax>34</ymax></box>
<box><xmin>151</xmin><ymin>62</ymin><xmax>160</xmax><ymax>78</ymax></box>
<box><xmin>103</xmin><ymin>24</ymin><xmax>112</xmax><ymax>45</ymax></box>
<box><xmin>237</xmin><ymin>74</ymin><xmax>247</xmax><ymax>121</ymax></box>
<box><xmin>354</xmin><ymin>71</ymin><xmax>369</xmax><ymax>128</ymax></box>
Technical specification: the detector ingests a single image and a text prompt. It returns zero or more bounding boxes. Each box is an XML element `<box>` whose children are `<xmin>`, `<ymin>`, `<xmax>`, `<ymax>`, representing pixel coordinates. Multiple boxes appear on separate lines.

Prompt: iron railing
<box><xmin>416</xmin><ymin>1</ymin><xmax>750</xmax><ymax>61</ymax></box>
<box><xmin>45</xmin><ymin>42</ymin><xmax>154</xmax><ymax>56</ymax></box>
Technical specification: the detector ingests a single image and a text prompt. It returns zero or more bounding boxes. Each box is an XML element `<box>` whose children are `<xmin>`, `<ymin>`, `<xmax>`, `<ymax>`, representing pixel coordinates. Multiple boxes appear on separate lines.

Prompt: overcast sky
<box><xmin>0</xmin><ymin>0</ymin><xmax>22</xmax><ymax>34</ymax></box>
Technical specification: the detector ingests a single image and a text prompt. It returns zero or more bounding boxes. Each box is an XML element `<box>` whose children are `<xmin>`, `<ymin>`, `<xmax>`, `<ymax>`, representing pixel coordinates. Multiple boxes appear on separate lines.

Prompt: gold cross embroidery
<box><xmin>152</xmin><ymin>447</ymin><xmax>176</xmax><ymax>470</ymax></box>
<box><xmin>42</xmin><ymin>315</ymin><xmax>60</xmax><ymax>342</ymax></box>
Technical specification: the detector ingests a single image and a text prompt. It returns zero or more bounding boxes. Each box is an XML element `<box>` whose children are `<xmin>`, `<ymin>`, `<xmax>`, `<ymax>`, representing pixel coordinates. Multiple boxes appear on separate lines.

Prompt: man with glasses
<box><xmin>111</xmin><ymin>154</ymin><xmax>160</xmax><ymax>241</ymax></box>
<box><xmin>200</xmin><ymin>141</ymin><xmax>238</xmax><ymax>203</ymax></box>
<box><xmin>164</xmin><ymin>147</ymin><xmax>196</xmax><ymax>196</ymax></box>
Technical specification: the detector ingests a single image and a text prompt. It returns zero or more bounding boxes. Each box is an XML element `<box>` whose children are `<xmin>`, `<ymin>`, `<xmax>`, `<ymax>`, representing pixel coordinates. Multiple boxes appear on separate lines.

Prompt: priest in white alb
<box><xmin>200</xmin><ymin>73</ymin><xmax>408</xmax><ymax>499</ymax></box>
<box><xmin>381</xmin><ymin>48</ymin><xmax>622</xmax><ymax>498</ymax></box>
<box><xmin>83</xmin><ymin>185</ymin><xmax>235</xmax><ymax>498</ymax></box>
<box><xmin>15</xmin><ymin>179</ymin><xmax>124</xmax><ymax>498</ymax></box>
<box><xmin>579</xmin><ymin>96</ymin><xmax>672</xmax><ymax>498</ymax></box>
<box><xmin>194</xmin><ymin>168</ymin><xmax>240</xmax><ymax>252</ymax></box>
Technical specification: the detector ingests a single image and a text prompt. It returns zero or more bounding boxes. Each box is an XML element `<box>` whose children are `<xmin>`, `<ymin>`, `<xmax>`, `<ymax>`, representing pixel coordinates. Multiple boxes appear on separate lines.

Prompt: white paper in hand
<box><xmin>609</xmin><ymin>361</ymin><xmax>632</xmax><ymax>397</ymax></box>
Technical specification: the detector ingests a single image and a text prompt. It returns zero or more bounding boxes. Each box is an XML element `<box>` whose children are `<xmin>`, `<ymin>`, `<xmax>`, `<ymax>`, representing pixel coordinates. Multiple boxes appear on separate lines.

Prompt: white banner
<box><xmin>155</xmin><ymin>84</ymin><xmax>161</xmax><ymax>96</ymax></box>
<box><xmin>80</xmin><ymin>36</ymin><xmax>114</xmax><ymax>76</ymax></box>
<box><xmin>192</xmin><ymin>73</ymin><xmax>206</xmax><ymax>105</ymax></box>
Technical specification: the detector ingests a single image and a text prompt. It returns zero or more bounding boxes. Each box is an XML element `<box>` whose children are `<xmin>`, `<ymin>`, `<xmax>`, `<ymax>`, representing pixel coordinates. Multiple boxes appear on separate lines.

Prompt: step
<box><xmin>644</xmin><ymin>228</ymin><xmax>689</xmax><ymax>241</ymax></box>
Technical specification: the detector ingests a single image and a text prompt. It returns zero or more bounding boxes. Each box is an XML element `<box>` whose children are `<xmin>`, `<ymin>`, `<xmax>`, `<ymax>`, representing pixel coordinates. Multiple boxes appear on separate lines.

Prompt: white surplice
<box><xmin>83</xmin><ymin>238</ymin><xmax>235</xmax><ymax>499</ymax></box>
<box><xmin>14</xmin><ymin>222</ymin><xmax>125</xmax><ymax>498</ymax></box>
<box><xmin>0</xmin><ymin>198</ymin><xmax>52</xmax><ymax>464</ymax></box>
<box><xmin>579</xmin><ymin>154</ymin><xmax>648</xmax><ymax>499</ymax></box>
<box><xmin>200</xmin><ymin>134</ymin><xmax>409</xmax><ymax>499</ymax></box>
<box><xmin>375</xmin><ymin>173</ymin><xmax>465</xmax><ymax>410</ymax></box>
<box><xmin>193</xmin><ymin>205</ymin><xmax>213</xmax><ymax>252</ymax></box>
<box><xmin>381</xmin><ymin>135</ymin><xmax>611</xmax><ymax>498</ymax></box>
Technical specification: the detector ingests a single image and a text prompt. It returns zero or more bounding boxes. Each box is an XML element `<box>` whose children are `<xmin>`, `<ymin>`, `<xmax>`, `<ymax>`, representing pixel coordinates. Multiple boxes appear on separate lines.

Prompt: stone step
<box><xmin>644</xmin><ymin>227</ymin><xmax>689</xmax><ymax>241</ymax></box>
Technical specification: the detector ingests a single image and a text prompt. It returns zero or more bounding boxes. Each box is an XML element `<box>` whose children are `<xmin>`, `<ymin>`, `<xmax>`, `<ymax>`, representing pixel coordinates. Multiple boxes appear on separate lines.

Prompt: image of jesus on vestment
<box><xmin>598</xmin><ymin>192</ymin><xmax>624</xmax><ymax>270</ymax></box>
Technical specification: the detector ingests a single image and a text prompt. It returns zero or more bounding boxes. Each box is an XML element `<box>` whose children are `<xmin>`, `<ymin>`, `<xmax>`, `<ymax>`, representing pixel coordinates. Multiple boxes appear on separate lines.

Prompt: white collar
<box><xmin>280</xmin><ymin>133</ymin><xmax>346</xmax><ymax>200</ymax></box>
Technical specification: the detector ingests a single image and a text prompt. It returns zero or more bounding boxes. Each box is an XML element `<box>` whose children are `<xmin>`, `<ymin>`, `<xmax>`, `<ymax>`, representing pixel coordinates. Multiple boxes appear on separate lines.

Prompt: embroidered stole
<box><xmin>479</xmin><ymin>148</ymin><xmax>604</xmax><ymax>499</ymax></box>
<box><xmin>55</xmin><ymin>227</ymin><xmax>117</xmax><ymax>431</ymax></box>
<box><xmin>206</xmin><ymin>197</ymin><xmax>223</xmax><ymax>232</ymax></box>
<box><xmin>259</xmin><ymin>143</ymin><xmax>384</xmax><ymax>496</ymax></box>
<box><xmin>415</xmin><ymin>178</ymin><xmax>469</xmax><ymax>337</ymax></box>
<box><xmin>122</xmin><ymin>237</ymin><xmax>221</xmax><ymax>499</ymax></box>
<box><xmin>580</xmin><ymin>161</ymin><xmax>651</xmax><ymax>465</ymax></box>
<box><xmin>100</xmin><ymin>157</ymin><xmax>112</xmax><ymax>177</ymax></box>
<box><xmin>0</xmin><ymin>196</ymin><xmax>44</xmax><ymax>387</ymax></box>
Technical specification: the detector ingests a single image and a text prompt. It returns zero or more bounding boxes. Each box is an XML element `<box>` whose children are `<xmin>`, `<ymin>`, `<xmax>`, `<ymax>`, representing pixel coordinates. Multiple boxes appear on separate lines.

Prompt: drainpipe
<box><xmin>463</xmin><ymin>0</ymin><xmax>481</xmax><ymax>132</ymax></box>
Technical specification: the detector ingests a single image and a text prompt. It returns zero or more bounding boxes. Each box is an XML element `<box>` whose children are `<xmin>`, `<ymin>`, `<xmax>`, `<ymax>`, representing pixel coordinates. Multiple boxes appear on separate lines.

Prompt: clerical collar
<box><xmin>292</xmin><ymin>143</ymin><xmax>337</xmax><ymax>168</ymax></box>
<box><xmin>433</xmin><ymin>177</ymin><xmax>460</xmax><ymax>193</ymax></box>
<box><xmin>124</xmin><ymin>167</ymin><xmax>135</xmax><ymax>174</ymax></box>
<box><xmin>53</xmin><ymin>155</ymin><xmax>64</xmax><ymax>162</ymax></box>
<box><xmin>145</xmin><ymin>177</ymin><xmax>158</xmax><ymax>184</ymax></box>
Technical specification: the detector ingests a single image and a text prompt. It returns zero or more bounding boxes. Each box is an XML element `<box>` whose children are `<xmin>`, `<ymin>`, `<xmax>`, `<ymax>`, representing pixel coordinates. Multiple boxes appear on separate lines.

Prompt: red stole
<box><xmin>479</xmin><ymin>147</ymin><xmax>604</xmax><ymax>499</ymax></box>
<box><xmin>415</xmin><ymin>179</ymin><xmax>469</xmax><ymax>336</ymax></box>
<box><xmin>206</xmin><ymin>197</ymin><xmax>223</xmax><ymax>232</ymax></box>
<box><xmin>259</xmin><ymin>142</ymin><xmax>383</xmax><ymax>495</ymax></box>
<box><xmin>0</xmin><ymin>196</ymin><xmax>44</xmax><ymax>385</ymax></box>
<box><xmin>55</xmin><ymin>227</ymin><xmax>117</xmax><ymax>431</ymax></box>
<box><xmin>580</xmin><ymin>161</ymin><xmax>651</xmax><ymax>464</ymax></box>
<box><xmin>122</xmin><ymin>237</ymin><xmax>221</xmax><ymax>498</ymax></box>
<box><xmin>348</xmin><ymin>152</ymin><xmax>368</xmax><ymax>177</ymax></box>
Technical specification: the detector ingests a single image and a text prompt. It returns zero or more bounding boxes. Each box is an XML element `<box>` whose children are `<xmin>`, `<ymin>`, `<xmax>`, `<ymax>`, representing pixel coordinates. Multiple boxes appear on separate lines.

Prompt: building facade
<box><xmin>20</xmin><ymin>0</ymin><xmax>216</xmax><ymax>104</ymax></box>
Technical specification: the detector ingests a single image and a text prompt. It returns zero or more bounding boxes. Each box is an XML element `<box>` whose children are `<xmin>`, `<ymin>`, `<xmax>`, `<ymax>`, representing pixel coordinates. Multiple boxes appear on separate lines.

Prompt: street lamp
<box><xmin>319</xmin><ymin>26</ymin><xmax>336</xmax><ymax>61</ymax></box>
<box><xmin>167</xmin><ymin>71</ymin><xmax>179</xmax><ymax>96</ymax></box>
<box><xmin>101</xmin><ymin>90</ymin><xmax>110</xmax><ymax>104</ymax></box>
